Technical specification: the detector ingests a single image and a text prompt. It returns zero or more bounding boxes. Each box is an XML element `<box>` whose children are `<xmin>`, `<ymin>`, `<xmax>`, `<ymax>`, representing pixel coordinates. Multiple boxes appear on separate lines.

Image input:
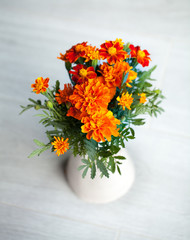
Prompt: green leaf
<box><xmin>127</xmin><ymin>136</ymin><xmax>135</xmax><ymax>139</ymax></box>
<box><xmin>109</xmin><ymin>156</ymin><xmax>115</xmax><ymax>173</ymax></box>
<box><xmin>99</xmin><ymin>151</ymin><xmax>112</xmax><ymax>158</ymax></box>
<box><xmin>129</xmin><ymin>127</ymin><xmax>135</xmax><ymax>137</ymax></box>
<box><xmin>65</xmin><ymin>61</ymin><xmax>71</xmax><ymax>72</ymax></box>
<box><xmin>28</xmin><ymin>149</ymin><xmax>42</xmax><ymax>158</ymax></box>
<box><xmin>81</xmin><ymin>159</ymin><xmax>89</xmax><ymax>165</ymax></box>
<box><xmin>122</xmin><ymin>72</ymin><xmax>129</xmax><ymax>85</ymax></box>
<box><xmin>82</xmin><ymin>167</ymin><xmax>89</xmax><ymax>178</ymax></box>
<box><xmin>78</xmin><ymin>165</ymin><xmax>86</xmax><ymax>171</ymax></box>
<box><xmin>144</xmin><ymin>82</ymin><xmax>152</xmax><ymax>88</ymax></box>
<box><xmin>114</xmin><ymin>156</ymin><xmax>126</xmax><ymax>160</ymax></box>
<box><xmin>91</xmin><ymin>162</ymin><xmax>96</xmax><ymax>179</ymax></box>
<box><xmin>92</xmin><ymin>59</ymin><xmax>98</xmax><ymax>69</ymax></box>
<box><xmin>55</xmin><ymin>80</ymin><xmax>60</xmax><ymax>93</ymax></box>
<box><xmin>110</xmin><ymin>145</ymin><xmax>120</xmax><ymax>154</ymax></box>
<box><xmin>28</xmin><ymin>144</ymin><xmax>51</xmax><ymax>158</ymax></box>
<box><xmin>97</xmin><ymin>160</ymin><xmax>109</xmax><ymax>178</ymax></box>
<box><xmin>131</xmin><ymin>118</ymin><xmax>145</xmax><ymax>125</ymax></box>
<box><xmin>84</xmin><ymin>139</ymin><xmax>98</xmax><ymax>160</ymax></box>
<box><xmin>28</xmin><ymin>98</ymin><xmax>38</xmax><ymax>104</ymax></box>
<box><xmin>117</xmin><ymin>165</ymin><xmax>121</xmax><ymax>175</ymax></box>
<box><xmin>120</xmin><ymin>138</ymin><xmax>125</xmax><ymax>148</ymax></box>
<box><xmin>19</xmin><ymin>104</ymin><xmax>34</xmax><ymax>115</ymax></box>
<box><xmin>34</xmin><ymin>114</ymin><xmax>47</xmax><ymax>118</ymax></box>
<box><xmin>33</xmin><ymin>139</ymin><xmax>46</xmax><ymax>147</ymax></box>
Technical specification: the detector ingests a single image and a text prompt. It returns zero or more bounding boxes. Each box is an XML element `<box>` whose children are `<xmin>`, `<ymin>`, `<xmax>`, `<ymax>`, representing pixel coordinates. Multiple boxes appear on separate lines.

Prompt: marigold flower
<box><xmin>55</xmin><ymin>83</ymin><xmax>73</xmax><ymax>105</ymax></box>
<box><xmin>69</xmin><ymin>64</ymin><xmax>97</xmax><ymax>84</ymax></box>
<box><xmin>114</xmin><ymin>61</ymin><xmax>137</xmax><ymax>88</ymax></box>
<box><xmin>81</xmin><ymin>111</ymin><xmax>120</xmax><ymax>142</ymax></box>
<box><xmin>66</xmin><ymin>106</ymin><xmax>87</xmax><ymax>120</ymax></box>
<box><xmin>57</xmin><ymin>42</ymin><xmax>87</xmax><ymax>63</ymax></box>
<box><xmin>117</xmin><ymin>92</ymin><xmax>134</xmax><ymax>110</ymax></box>
<box><xmin>129</xmin><ymin>44</ymin><xmax>151</xmax><ymax>67</ymax></box>
<box><xmin>95</xmin><ymin>76</ymin><xmax>116</xmax><ymax>100</ymax></box>
<box><xmin>99</xmin><ymin>39</ymin><xmax>129</xmax><ymax>65</ymax></box>
<box><xmin>126</xmin><ymin>70</ymin><xmax>137</xmax><ymax>88</ymax></box>
<box><xmin>84</xmin><ymin>45</ymin><xmax>100</xmax><ymax>62</ymax></box>
<box><xmin>51</xmin><ymin>136</ymin><xmax>69</xmax><ymax>156</ymax></box>
<box><xmin>69</xmin><ymin>79</ymin><xmax>111</xmax><ymax>115</ymax></box>
<box><xmin>138</xmin><ymin>93</ymin><xmax>147</xmax><ymax>104</ymax></box>
<box><xmin>31</xmin><ymin>77</ymin><xmax>49</xmax><ymax>94</ymax></box>
<box><xmin>99</xmin><ymin>61</ymin><xmax>137</xmax><ymax>88</ymax></box>
<box><xmin>99</xmin><ymin>62</ymin><xmax>120</xmax><ymax>88</ymax></box>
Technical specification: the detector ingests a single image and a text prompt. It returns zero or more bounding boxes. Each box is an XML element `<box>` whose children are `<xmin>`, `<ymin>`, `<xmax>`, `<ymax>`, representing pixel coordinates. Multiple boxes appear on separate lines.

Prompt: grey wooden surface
<box><xmin>0</xmin><ymin>0</ymin><xmax>190</xmax><ymax>239</ymax></box>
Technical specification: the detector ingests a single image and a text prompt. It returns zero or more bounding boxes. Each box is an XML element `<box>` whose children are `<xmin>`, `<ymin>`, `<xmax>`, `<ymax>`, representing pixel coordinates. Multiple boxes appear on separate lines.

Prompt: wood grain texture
<box><xmin>0</xmin><ymin>0</ymin><xmax>190</xmax><ymax>239</ymax></box>
<box><xmin>0</xmin><ymin>203</ymin><xmax>117</xmax><ymax>240</ymax></box>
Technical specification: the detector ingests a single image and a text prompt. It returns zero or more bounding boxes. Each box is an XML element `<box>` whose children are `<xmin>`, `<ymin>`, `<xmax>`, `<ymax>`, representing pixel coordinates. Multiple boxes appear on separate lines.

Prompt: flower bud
<box><xmin>35</xmin><ymin>105</ymin><xmax>41</xmax><ymax>110</ymax></box>
<box><xmin>66</xmin><ymin>102</ymin><xmax>72</xmax><ymax>109</ymax></box>
<box><xmin>47</xmin><ymin>101</ymin><xmax>54</xmax><ymax>109</ymax></box>
<box><xmin>121</xmin><ymin>116</ymin><xmax>126</xmax><ymax>122</ymax></box>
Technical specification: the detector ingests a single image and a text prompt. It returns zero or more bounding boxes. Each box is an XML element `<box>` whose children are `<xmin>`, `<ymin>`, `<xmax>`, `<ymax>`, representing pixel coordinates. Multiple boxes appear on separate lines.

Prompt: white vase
<box><xmin>66</xmin><ymin>148</ymin><xmax>135</xmax><ymax>203</ymax></box>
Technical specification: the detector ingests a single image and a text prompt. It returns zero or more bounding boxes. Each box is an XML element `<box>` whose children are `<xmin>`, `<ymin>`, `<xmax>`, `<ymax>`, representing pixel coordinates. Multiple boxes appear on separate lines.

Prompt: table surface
<box><xmin>0</xmin><ymin>0</ymin><xmax>190</xmax><ymax>239</ymax></box>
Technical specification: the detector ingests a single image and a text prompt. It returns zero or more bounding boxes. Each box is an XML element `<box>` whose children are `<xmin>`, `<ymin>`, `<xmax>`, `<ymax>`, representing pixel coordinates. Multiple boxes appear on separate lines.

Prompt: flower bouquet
<box><xmin>20</xmin><ymin>39</ymin><xmax>164</xmax><ymax>179</ymax></box>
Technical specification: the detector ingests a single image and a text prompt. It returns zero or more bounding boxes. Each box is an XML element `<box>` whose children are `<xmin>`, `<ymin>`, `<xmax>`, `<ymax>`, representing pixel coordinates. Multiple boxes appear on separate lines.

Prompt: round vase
<box><xmin>65</xmin><ymin>148</ymin><xmax>135</xmax><ymax>203</ymax></box>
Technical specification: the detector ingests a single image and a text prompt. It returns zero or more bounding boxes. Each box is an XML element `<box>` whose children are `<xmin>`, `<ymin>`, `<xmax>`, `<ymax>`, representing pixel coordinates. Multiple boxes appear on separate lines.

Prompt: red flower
<box><xmin>57</xmin><ymin>42</ymin><xmax>87</xmax><ymax>63</ymax></box>
<box><xmin>99</xmin><ymin>39</ymin><xmax>129</xmax><ymax>65</ymax></box>
<box><xmin>69</xmin><ymin>64</ymin><xmax>97</xmax><ymax>84</ymax></box>
<box><xmin>129</xmin><ymin>44</ymin><xmax>151</xmax><ymax>67</ymax></box>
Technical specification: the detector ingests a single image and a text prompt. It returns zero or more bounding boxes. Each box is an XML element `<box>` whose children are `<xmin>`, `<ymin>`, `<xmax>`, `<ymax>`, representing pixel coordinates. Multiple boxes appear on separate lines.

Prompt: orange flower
<box><xmin>99</xmin><ymin>62</ymin><xmax>120</xmax><ymax>88</ymax></box>
<box><xmin>81</xmin><ymin>110</ymin><xmax>120</xmax><ymax>142</ymax></box>
<box><xmin>99</xmin><ymin>39</ymin><xmax>129</xmax><ymax>65</ymax></box>
<box><xmin>66</xmin><ymin>106</ymin><xmax>87</xmax><ymax>120</ymax></box>
<box><xmin>138</xmin><ymin>93</ymin><xmax>147</xmax><ymax>104</ymax></box>
<box><xmin>51</xmin><ymin>136</ymin><xmax>69</xmax><ymax>156</ymax></box>
<box><xmin>84</xmin><ymin>45</ymin><xmax>100</xmax><ymax>62</ymax></box>
<box><xmin>69</xmin><ymin>79</ymin><xmax>111</xmax><ymax>115</ymax></box>
<box><xmin>129</xmin><ymin>44</ymin><xmax>151</xmax><ymax>67</ymax></box>
<box><xmin>127</xmin><ymin>70</ymin><xmax>137</xmax><ymax>87</ymax></box>
<box><xmin>117</xmin><ymin>92</ymin><xmax>134</xmax><ymax>110</ymax></box>
<box><xmin>113</xmin><ymin>61</ymin><xmax>137</xmax><ymax>88</ymax></box>
<box><xmin>96</xmin><ymin>76</ymin><xmax>116</xmax><ymax>100</ymax></box>
<box><xmin>99</xmin><ymin>61</ymin><xmax>137</xmax><ymax>88</ymax></box>
<box><xmin>55</xmin><ymin>84</ymin><xmax>73</xmax><ymax>105</ymax></box>
<box><xmin>69</xmin><ymin>64</ymin><xmax>97</xmax><ymax>84</ymax></box>
<box><xmin>57</xmin><ymin>42</ymin><xmax>87</xmax><ymax>63</ymax></box>
<box><xmin>31</xmin><ymin>77</ymin><xmax>49</xmax><ymax>94</ymax></box>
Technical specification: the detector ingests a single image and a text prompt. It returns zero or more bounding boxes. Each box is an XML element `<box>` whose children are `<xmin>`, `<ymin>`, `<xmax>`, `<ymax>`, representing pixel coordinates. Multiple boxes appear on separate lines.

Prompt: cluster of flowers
<box><xmin>31</xmin><ymin>39</ymin><xmax>151</xmax><ymax>156</ymax></box>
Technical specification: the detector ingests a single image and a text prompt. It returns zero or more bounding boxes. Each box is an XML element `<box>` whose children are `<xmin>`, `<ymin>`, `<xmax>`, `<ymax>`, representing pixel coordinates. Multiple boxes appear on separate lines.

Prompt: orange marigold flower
<box><xmin>117</xmin><ymin>92</ymin><xmax>134</xmax><ymax>110</ymax></box>
<box><xmin>127</xmin><ymin>70</ymin><xmax>137</xmax><ymax>88</ymax></box>
<box><xmin>99</xmin><ymin>61</ymin><xmax>137</xmax><ymax>88</ymax></box>
<box><xmin>57</xmin><ymin>42</ymin><xmax>87</xmax><ymax>63</ymax></box>
<box><xmin>69</xmin><ymin>64</ymin><xmax>97</xmax><ymax>84</ymax></box>
<box><xmin>96</xmin><ymin>76</ymin><xmax>116</xmax><ymax>100</ymax></box>
<box><xmin>69</xmin><ymin>79</ymin><xmax>111</xmax><ymax>115</ymax></box>
<box><xmin>113</xmin><ymin>61</ymin><xmax>137</xmax><ymax>88</ymax></box>
<box><xmin>99</xmin><ymin>38</ymin><xmax>129</xmax><ymax>65</ymax></box>
<box><xmin>51</xmin><ymin>136</ymin><xmax>69</xmax><ymax>156</ymax></box>
<box><xmin>84</xmin><ymin>45</ymin><xmax>100</xmax><ymax>62</ymax></box>
<box><xmin>129</xmin><ymin>44</ymin><xmax>151</xmax><ymax>67</ymax></box>
<box><xmin>55</xmin><ymin>83</ymin><xmax>73</xmax><ymax>105</ymax></box>
<box><xmin>31</xmin><ymin>77</ymin><xmax>49</xmax><ymax>94</ymax></box>
<box><xmin>138</xmin><ymin>93</ymin><xmax>147</xmax><ymax>104</ymax></box>
<box><xmin>66</xmin><ymin>106</ymin><xmax>87</xmax><ymax>121</ymax></box>
<box><xmin>99</xmin><ymin>62</ymin><xmax>120</xmax><ymax>88</ymax></box>
<box><xmin>81</xmin><ymin>111</ymin><xmax>120</xmax><ymax>142</ymax></box>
